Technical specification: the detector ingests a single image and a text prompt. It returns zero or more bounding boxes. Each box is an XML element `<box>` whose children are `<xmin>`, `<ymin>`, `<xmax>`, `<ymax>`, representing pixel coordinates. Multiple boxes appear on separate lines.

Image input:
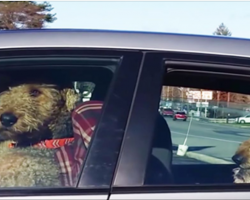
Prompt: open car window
<box><xmin>0</xmin><ymin>55</ymin><xmax>118</xmax><ymax>188</ymax></box>
<box><xmin>143</xmin><ymin>55</ymin><xmax>250</xmax><ymax>187</ymax></box>
<box><xmin>175</xmin><ymin>111</ymin><xmax>186</xmax><ymax>114</ymax></box>
<box><xmin>0</xmin><ymin>48</ymin><xmax>143</xmax><ymax>192</ymax></box>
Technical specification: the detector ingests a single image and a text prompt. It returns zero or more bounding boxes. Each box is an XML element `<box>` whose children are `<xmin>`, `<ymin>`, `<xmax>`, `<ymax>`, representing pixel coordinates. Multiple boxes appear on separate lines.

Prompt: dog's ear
<box><xmin>61</xmin><ymin>88</ymin><xmax>81</xmax><ymax>112</ymax></box>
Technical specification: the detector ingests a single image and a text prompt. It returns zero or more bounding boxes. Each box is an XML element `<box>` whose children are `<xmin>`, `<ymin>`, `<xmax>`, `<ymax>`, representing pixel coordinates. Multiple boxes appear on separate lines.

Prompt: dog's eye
<box><xmin>30</xmin><ymin>89</ymin><xmax>41</xmax><ymax>97</ymax></box>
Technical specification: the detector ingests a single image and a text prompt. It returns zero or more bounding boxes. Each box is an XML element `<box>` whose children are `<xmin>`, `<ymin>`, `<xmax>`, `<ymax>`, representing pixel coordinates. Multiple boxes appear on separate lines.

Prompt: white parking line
<box><xmin>172</xmin><ymin>131</ymin><xmax>242</xmax><ymax>144</ymax></box>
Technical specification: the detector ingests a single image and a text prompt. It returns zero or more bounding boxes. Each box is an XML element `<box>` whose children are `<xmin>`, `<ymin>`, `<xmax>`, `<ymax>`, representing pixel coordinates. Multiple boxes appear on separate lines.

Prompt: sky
<box><xmin>46</xmin><ymin>1</ymin><xmax>250</xmax><ymax>39</ymax></box>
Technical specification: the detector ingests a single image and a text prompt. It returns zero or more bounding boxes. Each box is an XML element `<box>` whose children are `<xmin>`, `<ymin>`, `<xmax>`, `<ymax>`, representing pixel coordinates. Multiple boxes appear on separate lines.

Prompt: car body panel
<box><xmin>110</xmin><ymin>192</ymin><xmax>250</xmax><ymax>199</ymax></box>
<box><xmin>0</xmin><ymin>29</ymin><xmax>250</xmax><ymax>58</ymax></box>
<box><xmin>0</xmin><ymin>195</ymin><xmax>107</xmax><ymax>200</ymax></box>
<box><xmin>113</xmin><ymin>53</ymin><xmax>165</xmax><ymax>186</ymax></box>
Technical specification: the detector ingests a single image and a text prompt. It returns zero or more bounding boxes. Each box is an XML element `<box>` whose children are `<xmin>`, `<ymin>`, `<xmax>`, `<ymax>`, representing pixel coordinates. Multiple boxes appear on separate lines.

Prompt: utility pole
<box><xmin>167</xmin><ymin>86</ymin><xmax>169</xmax><ymax>101</ymax></box>
<box><xmin>227</xmin><ymin>92</ymin><xmax>230</xmax><ymax>107</ymax></box>
<box><xmin>172</xmin><ymin>87</ymin><xmax>174</xmax><ymax>101</ymax></box>
<box><xmin>217</xmin><ymin>91</ymin><xmax>220</xmax><ymax>106</ymax></box>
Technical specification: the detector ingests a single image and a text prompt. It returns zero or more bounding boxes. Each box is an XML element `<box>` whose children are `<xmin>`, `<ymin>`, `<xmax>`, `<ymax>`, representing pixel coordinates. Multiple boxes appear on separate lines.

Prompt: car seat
<box><xmin>144</xmin><ymin>112</ymin><xmax>174</xmax><ymax>185</ymax></box>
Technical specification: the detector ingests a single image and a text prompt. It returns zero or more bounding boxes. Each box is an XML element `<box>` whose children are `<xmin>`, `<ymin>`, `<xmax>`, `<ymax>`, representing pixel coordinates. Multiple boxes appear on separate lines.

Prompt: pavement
<box><xmin>165</xmin><ymin>117</ymin><xmax>250</xmax><ymax>163</ymax></box>
<box><xmin>172</xmin><ymin>152</ymin><xmax>208</xmax><ymax>164</ymax></box>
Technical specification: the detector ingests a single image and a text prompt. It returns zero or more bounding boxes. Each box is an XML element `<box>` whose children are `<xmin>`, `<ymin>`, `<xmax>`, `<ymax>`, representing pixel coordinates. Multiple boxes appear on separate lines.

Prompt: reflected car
<box><xmin>173</xmin><ymin>111</ymin><xmax>187</xmax><ymax>121</ymax></box>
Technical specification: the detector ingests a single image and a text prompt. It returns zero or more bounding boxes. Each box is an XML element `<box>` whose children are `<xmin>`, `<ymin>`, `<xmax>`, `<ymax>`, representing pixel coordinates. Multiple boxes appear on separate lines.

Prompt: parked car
<box><xmin>0</xmin><ymin>29</ymin><xmax>249</xmax><ymax>199</ymax></box>
<box><xmin>235</xmin><ymin>115</ymin><xmax>250</xmax><ymax>124</ymax></box>
<box><xmin>161</xmin><ymin>108</ymin><xmax>174</xmax><ymax>117</ymax></box>
<box><xmin>173</xmin><ymin>111</ymin><xmax>187</xmax><ymax>121</ymax></box>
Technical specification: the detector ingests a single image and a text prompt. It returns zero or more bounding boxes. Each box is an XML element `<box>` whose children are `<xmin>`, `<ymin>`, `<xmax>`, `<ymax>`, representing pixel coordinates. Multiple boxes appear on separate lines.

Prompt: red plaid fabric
<box><xmin>8</xmin><ymin>137</ymin><xmax>74</xmax><ymax>149</ymax></box>
<box><xmin>33</xmin><ymin>138</ymin><xmax>75</xmax><ymax>148</ymax></box>
<box><xmin>55</xmin><ymin>101</ymin><xmax>103</xmax><ymax>187</ymax></box>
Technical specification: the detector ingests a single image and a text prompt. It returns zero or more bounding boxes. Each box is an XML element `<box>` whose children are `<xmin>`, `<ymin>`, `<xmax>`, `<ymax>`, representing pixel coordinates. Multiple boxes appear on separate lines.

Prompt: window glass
<box><xmin>146</xmin><ymin>85</ymin><xmax>250</xmax><ymax>185</ymax></box>
<box><xmin>0</xmin><ymin>57</ymin><xmax>118</xmax><ymax>188</ymax></box>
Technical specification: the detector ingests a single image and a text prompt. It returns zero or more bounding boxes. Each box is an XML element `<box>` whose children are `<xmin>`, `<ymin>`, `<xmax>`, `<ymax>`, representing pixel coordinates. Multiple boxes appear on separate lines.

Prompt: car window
<box><xmin>146</xmin><ymin>84</ymin><xmax>250</xmax><ymax>185</ymax></box>
<box><xmin>176</xmin><ymin>112</ymin><xmax>185</xmax><ymax>115</ymax></box>
<box><xmin>0</xmin><ymin>56</ymin><xmax>119</xmax><ymax>188</ymax></box>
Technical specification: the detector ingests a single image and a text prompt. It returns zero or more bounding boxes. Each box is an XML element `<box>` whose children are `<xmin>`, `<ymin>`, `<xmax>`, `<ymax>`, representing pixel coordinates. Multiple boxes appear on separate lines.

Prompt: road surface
<box><xmin>172</xmin><ymin>153</ymin><xmax>207</xmax><ymax>164</ymax></box>
<box><xmin>165</xmin><ymin>117</ymin><xmax>250</xmax><ymax>162</ymax></box>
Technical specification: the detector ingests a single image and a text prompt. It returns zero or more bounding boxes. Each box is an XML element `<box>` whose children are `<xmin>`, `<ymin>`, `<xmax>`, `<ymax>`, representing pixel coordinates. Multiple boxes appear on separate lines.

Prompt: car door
<box><xmin>0</xmin><ymin>47</ymin><xmax>143</xmax><ymax>199</ymax></box>
<box><xmin>245</xmin><ymin>115</ymin><xmax>250</xmax><ymax>123</ymax></box>
<box><xmin>110</xmin><ymin>51</ymin><xmax>250</xmax><ymax>199</ymax></box>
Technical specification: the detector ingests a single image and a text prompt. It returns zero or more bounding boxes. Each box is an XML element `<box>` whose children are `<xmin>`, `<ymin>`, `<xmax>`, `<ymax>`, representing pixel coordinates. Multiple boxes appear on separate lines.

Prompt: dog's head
<box><xmin>232</xmin><ymin>140</ymin><xmax>250</xmax><ymax>183</ymax></box>
<box><xmin>0</xmin><ymin>84</ymin><xmax>79</xmax><ymax>144</ymax></box>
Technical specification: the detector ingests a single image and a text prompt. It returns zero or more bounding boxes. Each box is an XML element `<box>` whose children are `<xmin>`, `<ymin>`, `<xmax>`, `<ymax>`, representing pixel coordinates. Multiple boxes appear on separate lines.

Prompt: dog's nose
<box><xmin>0</xmin><ymin>113</ymin><xmax>18</xmax><ymax>127</ymax></box>
<box><xmin>232</xmin><ymin>154</ymin><xmax>246</xmax><ymax>165</ymax></box>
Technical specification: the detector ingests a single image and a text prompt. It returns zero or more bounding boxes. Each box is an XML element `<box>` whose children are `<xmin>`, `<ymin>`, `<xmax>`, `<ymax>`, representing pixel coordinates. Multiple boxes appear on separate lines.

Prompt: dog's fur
<box><xmin>0</xmin><ymin>141</ymin><xmax>61</xmax><ymax>187</ymax></box>
<box><xmin>0</xmin><ymin>83</ymin><xmax>80</xmax><ymax>187</ymax></box>
<box><xmin>233</xmin><ymin>140</ymin><xmax>250</xmax><ymax>183</ymax></box>
<box><xmin>0</xmin><ymin>84</ymin><xmax>80</xmax><ymax>146</ymax></box>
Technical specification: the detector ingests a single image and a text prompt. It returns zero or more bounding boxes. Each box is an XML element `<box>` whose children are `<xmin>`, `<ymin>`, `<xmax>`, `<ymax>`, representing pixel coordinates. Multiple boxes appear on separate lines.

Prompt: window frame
<box><xmin>112</xmin><ymin>52</ymin><xmax>166</xmax><ymax>187</ymax></box>
<box><xmin>0</xmin><ymin>48</ymin><xmax>143</xmax><ymax>196</ymax></box>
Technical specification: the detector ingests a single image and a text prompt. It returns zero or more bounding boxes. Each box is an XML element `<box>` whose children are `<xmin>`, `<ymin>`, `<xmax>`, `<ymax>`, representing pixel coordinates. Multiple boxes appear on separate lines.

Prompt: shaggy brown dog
<box><xmin>0</xmin><ymin>140</ymin><xmax>61</xmax><ymax>187</ymax></box>
<box><xmin>232</xmin><ymin>140</ymin><xmax>250</xmax><ymax>183</ymax></box>
<box><xmin>0</xmin><ymin>83</ymin><xmax>80</xmax><ymax>187</ymax></box>
<box><xmin>0</xmin><ymin>84</ymin><xmax>80</xmax><ymax>146</ymax></box>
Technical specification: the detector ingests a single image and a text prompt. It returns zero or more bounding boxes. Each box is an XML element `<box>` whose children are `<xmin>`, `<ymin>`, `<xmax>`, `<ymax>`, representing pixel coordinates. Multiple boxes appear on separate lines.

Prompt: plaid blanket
<box><xmin>9</xmin><ymin>138</ymin><xmax>75</xmax><ymax>148</ymax></box>
<box><xmin>55</xmin><ymin>101</ymin><xmax>103</xmax><ymax>186</ymax></box>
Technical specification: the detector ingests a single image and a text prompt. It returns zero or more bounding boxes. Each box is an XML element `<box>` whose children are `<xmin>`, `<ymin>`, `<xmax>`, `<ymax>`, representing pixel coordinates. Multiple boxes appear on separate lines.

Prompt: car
<box><xmin>235</xmin><ymin>115</ymin><xmax>250</xmax><ymax>124</ymax></box>
<box><xmin>161</xmin><ymin>108</ymin><xmax>174</xmax><ymax>117</ymax></box>
<box><xmin>0</xmin><ymin>29</ymin><xmax>250</xmax><ymax>199</ymax></box>
<box><xmin>173</xmin><ymin>111</ymin><xmax>187</xmax><ymax>121</ymax></box>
